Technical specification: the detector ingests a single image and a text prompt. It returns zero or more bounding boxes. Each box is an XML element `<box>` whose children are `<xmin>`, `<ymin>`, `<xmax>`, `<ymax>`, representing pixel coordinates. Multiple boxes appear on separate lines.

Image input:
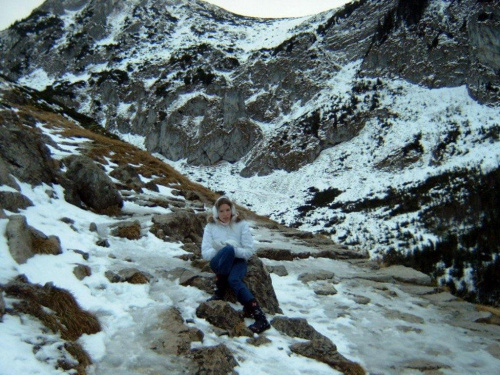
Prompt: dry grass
<box><xmin>11</xmin><ymin>100</ymin><xmax>277</xmax><ymax>225</ymax></box>
<box><xmin>5</xmin><ymin>276</ymin><xmax>101</xmax><ymax>341</ymax></box>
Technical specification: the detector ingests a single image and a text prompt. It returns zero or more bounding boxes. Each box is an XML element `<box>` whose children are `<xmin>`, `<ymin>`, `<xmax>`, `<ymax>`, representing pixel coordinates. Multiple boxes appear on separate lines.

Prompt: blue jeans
<box><xmin>210</xmin><ymin>245</ymin><xmax>254</xmax><ymax>305</ymax></box>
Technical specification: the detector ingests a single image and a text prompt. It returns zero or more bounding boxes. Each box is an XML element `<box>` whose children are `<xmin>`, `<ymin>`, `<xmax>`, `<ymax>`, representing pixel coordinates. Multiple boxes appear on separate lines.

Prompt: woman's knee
<box><xmin>221</xmin><ymin>244</ymin><xmax>235</xmax><ymax>255</ymax></box>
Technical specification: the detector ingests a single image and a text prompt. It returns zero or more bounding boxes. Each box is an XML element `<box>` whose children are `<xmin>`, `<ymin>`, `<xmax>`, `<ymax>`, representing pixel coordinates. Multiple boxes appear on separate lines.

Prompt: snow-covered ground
<box><xmin>1</xmin><ymin>120</ymin><xmax>499</xmax><ymax>375</ymax></box>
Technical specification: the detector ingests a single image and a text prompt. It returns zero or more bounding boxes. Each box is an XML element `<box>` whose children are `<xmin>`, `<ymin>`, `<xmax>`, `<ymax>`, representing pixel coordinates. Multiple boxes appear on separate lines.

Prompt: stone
<box><xmin>0</xmin><ymin>123</ymin><xmax>58</xmax><ymax>186</ymax></box>
<box><xmin>189</xmin><ymin>344</ymin><xmax>238</xmax><ymax>375</ymax></box>
<box><xmin>152</xmin><ymin>307</ymin><xmax>203</xmax><ymax>355</ymax></box>
<box><xmin>271</xmin><ymin>316</ymin><xmax>327</xmax><ymax>341</ymax></box>
<box><xmin>151</xmin><ymin>210</ymin><xmax>205</xmax><ymax>245</ymax></box>
<box><xmin>267</xmin><ymin>265</ymin><xmax>288</xmax><ymax>276</ymax></box>
<box><xmin>0</xmin><ymin>292</ymin><xmax>5</xmax><ymax>321</ymax></box>
<box><xmin>110</xmin><ymin>164</ymin><xmax>143</xmax><ymax>191</ymax></box>
<box><xmin>298</xmin><ymin>270</ymin><xmax>336</xmax><ymax>284</ymax></box>
<box><xmin>378</xmin><ymin>265</ymin><xmax>433</xmax><ymax>286</ymax></box>
<box><xmin>6</xmin><ymin>215</ymin><xmax>34</xmax><ymax>264</ymax></box>
<box><xmin>30</xmin><ymin>228</ymin><xmax>62</xmax><ymax>256</ymax></box>
<box><xmin>0</xmin><ymin>191</ymin><xmax>33</xmax><ymax>212</ymax></box>
<box><xmin>96</xmin><ymin>239</ymin><xmax>110</xmax><ymax>247</ymax></box>
<box><xmin>314</xmin><ymin>284</ymin><xmax>338</xmax><ymax>296</ymax></box>
<box><xmin>62</xmin><ymin>155</ymin><xmax>123</xmax><ymax>213</ymax></box>
<box><xmin>196</xmin><ymin>301</ymin><xmax>252</xmax><ymax>337</ymax></box>
<box><xmin>290</xmin><ymin>338</ymin><xmax>366</xmax><ymax>375</ymax></box>
<box><xmin>110</xmin><ymin>220</ymin><xmax>141</xmax><ymax>240</ymax></box>
<box><xmin>73</xmin><ymin>264</ymin><xmax>92</xmax><ymax>280</ymax></box>
<box><xmin>384</xmin><ymin>309</ymin><xmax>425</xmax><ymax>324</ymax></box>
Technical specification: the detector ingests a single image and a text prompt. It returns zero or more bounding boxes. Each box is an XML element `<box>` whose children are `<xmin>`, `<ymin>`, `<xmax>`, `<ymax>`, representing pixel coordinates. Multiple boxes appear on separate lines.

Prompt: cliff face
<box><xmin>0</xmin><ymin>0</ymin><xmax>498</xmax><ymax>174</ymax></box>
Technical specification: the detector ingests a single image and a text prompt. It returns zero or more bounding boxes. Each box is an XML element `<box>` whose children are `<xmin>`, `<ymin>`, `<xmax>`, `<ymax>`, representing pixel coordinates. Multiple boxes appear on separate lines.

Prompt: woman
<box><xmin>201</xmin><ymin>196</ymin><xmax>270</xmax><ymax>334</ymax></box>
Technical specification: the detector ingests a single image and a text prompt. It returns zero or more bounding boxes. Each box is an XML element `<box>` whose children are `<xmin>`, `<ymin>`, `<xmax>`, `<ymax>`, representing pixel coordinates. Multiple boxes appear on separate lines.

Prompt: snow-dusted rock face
<box><xmin>1</xmin><ymin>0</ymin><xmax>498</xmax><ymax>173</ymax></box>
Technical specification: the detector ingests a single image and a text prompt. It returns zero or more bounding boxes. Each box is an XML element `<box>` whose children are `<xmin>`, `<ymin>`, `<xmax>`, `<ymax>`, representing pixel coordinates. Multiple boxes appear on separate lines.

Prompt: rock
<box><xmin>271</xmin><ymin>316</ymin><xmax>327</xmax><ymax>341</ymax></box>
<box><xmin>314</xmin><ymin>283</ymin><xmax>338</xmax><ymax>296</ymax></box>
<box><xmin>196</xmin><ymin>301</ymin><xmax>252</xmax><ymax>337</ymax></box>
<box><xmin>189</xmin><ymin>344</ymin><xmax>238</xmax><ymax>375</ymax></box>
<box><xmin>399</xmin><ymin>359</ymin><xmax>451</xmax><ymax>373</ymax></box>
<box><xmin>0</xmin><ymin>158</ymin><xmax>21</xmax><ymax>190</ymax></box>
<box><xmin>246</xmin><ymin>335</ymin><xmax>272</xmax><ymax>347</ymax></box>
<box><xmin>5</xmin><ymin>215</ymin><xmax>62</xmax><ymax>264</ymax></box>
<box><xmin>236</xmin><ymin>256</ymin><xmax>281</xmax><ymax>314</ymax></box>
<box><xmin>96</xmin><ymin>239</ymin><xmax>110</xmax><ymax>247</ymax></box>
<box><xmin>62</xmin><ymin>155</ymin><xmax>123</xmax><ymax>213</ymax></box>
<box><xmin>30</xmin><ymin>227</ymin><xmax>62</xmax><ymax>256</ymax></box>
<box><xmin>72</xmin><ymin>249</ymin><xmax>90</xmax><ymax>260</ymax></box>
<box><xmin>0</xmin><ymin>191</ymin><xmax>33</xmax><ymax>213</ymax></box>
<box><xmin>384</xmin><ymin>309</ymin><xmax>425</xmax><ymax>324</ymax></box>
<box><xmin>151</xmin><ymin>210</ymin><xmax>205</xmax><ymax>246</ymax></box>
<box><xmin>0</xmin><ymin>292</ymin><xmax>5</xmax><ymax>321</ymax></box>
<box><xmin>110</xmin><ymin>220</ymin><xmax>141</xmax><ymax>240</ymax></box>
<box><xmin>0</xmin><ymin>123</ymin><xmax>58</xmax><ymax>186</ymax></box>
<box><xmin>267</xmin><ymin>265</ymin><xmax>288</xmax><ymax>276</ymax></box>
<box><xmin>0</xmin><ymin>208</ymin><xmax>6</xmax><ymax>219</ymax></box>
<box><xmin>378</xmin><ymin>265</ymin><xmax>433</xmax><ymax>286</ymax></box>
<box><xmin>290</xmin><ymin>338</ymin><xmax>366</xmax><ymax>375</ymax></box>
<box><xmin>298</xmin><ymin>270</ymin><xmax>336</xmax><ymax>284</ymax></box>
<box><xmin>73</xmin><ymin>264</ymin><xmax>92</xmax><ymax>280</ymax></box>
<box><xmin>152</xmin><ymin>307</ymin><xmax>204</xmax><ymax>355</ymax></box>
<box><xmin>105</xmin><ymin>268</ymin><xmax>152</xmax><ymax>284</ymax></box>
<box><xmin>110</xmin><ymin>165</ymin><xmax>143</xmax><ymax>191</ymax></box>
<box><xmin>257</xmin><ymin>248</ymin><xmax>310</xmax><ymax>261</ymax></box>
<box><xmin>351</xmin><ymin>295</ymin><xmax>371</xmax><ymax>305</ymax></box>
<box><xmin>144</xmin><ymin>181</ymin><xmax>159</xmax><ymax>192</ymax></box>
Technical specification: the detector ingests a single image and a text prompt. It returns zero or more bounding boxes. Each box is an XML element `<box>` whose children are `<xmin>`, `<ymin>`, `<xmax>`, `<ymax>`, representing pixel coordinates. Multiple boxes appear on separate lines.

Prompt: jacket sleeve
<box><xmin>233</xmin><ymin>221</ymin><xmax>255</xmax><ymax>260</ymax></box>
<box><xmin>201</xmin><ymin>224</ymin><xmax>217</xmax><ymax>261</ymax></box>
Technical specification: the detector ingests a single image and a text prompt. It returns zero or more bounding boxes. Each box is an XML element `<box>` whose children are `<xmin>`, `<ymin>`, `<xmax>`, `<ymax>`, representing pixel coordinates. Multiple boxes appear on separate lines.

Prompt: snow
<box><xmin>164</xmin><ymin>64</ymin><xmax>500</xmax><ymax>260</ymax></box>
<box><xmin>1</xmin><ymin>119</ymin><xmax>499</xmax><ymax>375</ymax></box>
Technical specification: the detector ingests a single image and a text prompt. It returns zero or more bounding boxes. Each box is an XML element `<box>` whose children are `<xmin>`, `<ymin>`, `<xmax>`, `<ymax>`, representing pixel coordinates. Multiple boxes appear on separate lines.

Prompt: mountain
<box><xmin>0</xmin><ymin>0</ymin><xmax>499</xmax><ymax>307</ymax></box>
<box><xmin>1</xmin><ymin>75</ymin><xmax>499</xmax><ymax>375</ymax></box>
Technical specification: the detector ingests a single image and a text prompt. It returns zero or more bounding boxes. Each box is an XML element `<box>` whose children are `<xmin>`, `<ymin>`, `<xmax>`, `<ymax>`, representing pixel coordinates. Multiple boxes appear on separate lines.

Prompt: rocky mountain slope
<box><xmin>1</xmin><ymin>76</ymin><xmax>500</xmax><ymax>375</ymax></box>
<box><xmin>0</xmin><ymin>0</ymin><xmax>499</xmax><ymax>306</ymax></box>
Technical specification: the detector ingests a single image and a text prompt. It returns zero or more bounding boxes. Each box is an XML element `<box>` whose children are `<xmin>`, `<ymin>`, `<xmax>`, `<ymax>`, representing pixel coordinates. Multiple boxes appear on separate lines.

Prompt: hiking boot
<box><xmin>245</xmin><ymin>299</ymin><xmax>270</xmax><ymax>334</ymax></box>
<box><xmin>207</xmin><ymin>275</ymin><xmax>228</xmax><ymax>302</ymax></box>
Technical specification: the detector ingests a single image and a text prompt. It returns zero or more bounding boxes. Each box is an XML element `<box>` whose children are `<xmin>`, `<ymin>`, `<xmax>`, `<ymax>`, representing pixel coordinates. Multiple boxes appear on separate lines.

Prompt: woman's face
<box><xmin>218</xmin><ymin>203</ymin><xmax>232</xmax><ymax>223</ymax></box>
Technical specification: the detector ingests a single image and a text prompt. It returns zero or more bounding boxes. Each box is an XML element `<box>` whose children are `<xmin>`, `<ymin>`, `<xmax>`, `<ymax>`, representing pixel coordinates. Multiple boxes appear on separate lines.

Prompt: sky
<box><xmin>0</xmin><ymin>0</ymin><xmax>351</xmax><ymax>30</ymax></box>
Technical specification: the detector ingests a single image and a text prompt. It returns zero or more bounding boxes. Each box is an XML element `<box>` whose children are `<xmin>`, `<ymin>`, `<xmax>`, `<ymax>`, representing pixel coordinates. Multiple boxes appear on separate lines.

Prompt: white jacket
<box><xmin>201</xmin><ymin>219</ymin><xmax>255</xmax><ymax>261</ymax></box>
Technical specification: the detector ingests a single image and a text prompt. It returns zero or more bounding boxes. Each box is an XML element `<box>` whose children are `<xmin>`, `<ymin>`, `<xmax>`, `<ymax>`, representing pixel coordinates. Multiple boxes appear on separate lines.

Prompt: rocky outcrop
<box><xmin>1</xmin><ymin>0</ymin><xmax>497</xmax><ymax>179</ymax></box>
<box><xmin>62</xmin><ymin>155</ymin><xmax>123</xmax><ymax>213</ymax></box>
<box><xmin>196</xmin><ymin>300</ymin><xmax>252</xmax><ymax>337</ymax></box>
<box><xmin>151</xmin><ymin>210</ymin><xmax>206</xmax><ymax>249</ymax></box>
<box><xmin>0</xmin><ymin>118</ymin><xmax>58</xmax><ymax>186</ymax></box>
<box><xmin>189</xmin><ymin>344</ymin><xmax>238</xmax><ymax>375</ymax></box>
<box><xmin>6</xmin><ymin>215</ymin><xmax>62</xmax><ymax>264</ymax></box>
<box><xmin>152</xmin><ymin>307</ymin><xmax>204</xmax><ymax>355</ymax></box>
<box><xmin>272</xmin><ymin>316</ymin><xmax>366</xmax><ymax>374</ymax></box>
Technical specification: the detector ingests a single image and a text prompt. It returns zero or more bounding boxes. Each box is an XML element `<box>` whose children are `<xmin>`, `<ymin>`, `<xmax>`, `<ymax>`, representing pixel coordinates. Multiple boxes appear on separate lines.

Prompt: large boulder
<box><xmin>6</xmin><ymin>215</ymin><xmax>62</xmax><ymax>264</ymax></box>
<box><xmin>63</xmin><ymin>155</ymin><xmax>123</xmax><ymax>213</ymax></box>
<box><xmin>0</xmin><ymin>191</ymin><xmax>33</xmax><ymax>213</ymax></box>
<box><xmin>0</xmin><ymin>122</ymin><xmax>58</xmax><ymax>186</ymax></box>
<box><xmin>151</xmin><ymin>210</ymin><xmax>206</xmax><ymax>246</ymax></box>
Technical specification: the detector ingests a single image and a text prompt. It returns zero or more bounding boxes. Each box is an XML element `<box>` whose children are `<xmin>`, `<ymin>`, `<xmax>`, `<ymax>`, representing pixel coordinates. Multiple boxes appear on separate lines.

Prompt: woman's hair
<box><xmin>208</xmin><ymin>196</ymin><xmax>243</xmax><ymax>223</ymax></box>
